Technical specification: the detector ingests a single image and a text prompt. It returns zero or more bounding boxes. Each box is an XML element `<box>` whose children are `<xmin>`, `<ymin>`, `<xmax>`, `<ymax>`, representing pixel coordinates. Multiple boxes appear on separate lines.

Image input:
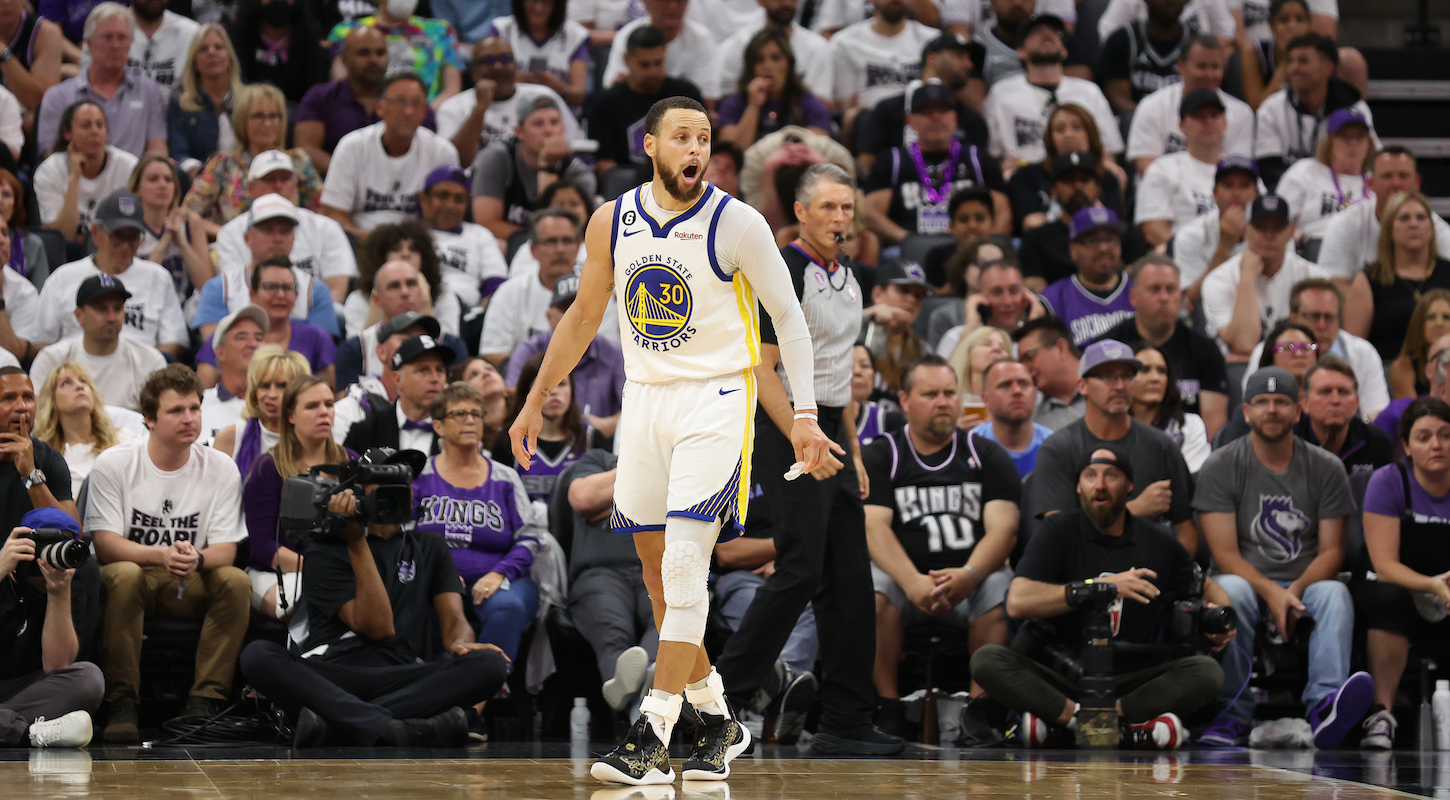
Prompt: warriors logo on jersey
<box><xmin>625</xmin><ymin>261</ymin><xmax>694</xmax><ymax>343</ymax></box>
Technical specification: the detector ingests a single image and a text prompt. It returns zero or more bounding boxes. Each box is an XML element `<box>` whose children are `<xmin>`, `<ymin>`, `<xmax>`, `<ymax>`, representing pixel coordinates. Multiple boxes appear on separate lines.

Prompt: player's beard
<box><xmin>655</xmin><ymin>155</ymin><xmax>707</xmax><ymax>204</ymax></box>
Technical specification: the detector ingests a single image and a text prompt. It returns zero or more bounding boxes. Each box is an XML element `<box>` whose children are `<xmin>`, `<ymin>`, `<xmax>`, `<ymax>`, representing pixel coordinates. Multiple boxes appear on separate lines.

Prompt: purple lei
<box><xmin>908</xmin><ymin>138</ymin><xmax>961</xmax><ymax>205</ymax></box>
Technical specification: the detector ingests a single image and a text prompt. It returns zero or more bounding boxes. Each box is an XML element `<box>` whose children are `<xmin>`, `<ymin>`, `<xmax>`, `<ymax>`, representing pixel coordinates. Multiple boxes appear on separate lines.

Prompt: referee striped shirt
<box><xmin>760</xmin><ymin>243</ymin><xmax>863</xmax><ymax>408</ymax></box>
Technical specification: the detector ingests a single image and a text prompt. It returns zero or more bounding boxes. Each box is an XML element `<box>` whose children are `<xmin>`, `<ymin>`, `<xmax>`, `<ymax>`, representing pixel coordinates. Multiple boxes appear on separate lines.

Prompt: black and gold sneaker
<box><xmin>681</xmin><ymin>711</ymin><xmax>752</xmax><ymax>781</ymax></box>
<box><xmin>591</xmin><ymin>715</ymin><xmax>675</xmax><ymax>785</ymax></box>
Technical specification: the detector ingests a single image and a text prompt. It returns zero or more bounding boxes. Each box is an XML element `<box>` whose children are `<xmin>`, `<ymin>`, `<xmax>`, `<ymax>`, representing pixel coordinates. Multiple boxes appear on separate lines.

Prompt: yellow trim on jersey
<box><xmin>736</xmin><ymin>367</ymin><xmax>758</xmax><ymax>526</ymax></box>
<box><xmin>732</xmin><ymin>271</ymin><xmax>761</xmax><ymax>368</ymax></box>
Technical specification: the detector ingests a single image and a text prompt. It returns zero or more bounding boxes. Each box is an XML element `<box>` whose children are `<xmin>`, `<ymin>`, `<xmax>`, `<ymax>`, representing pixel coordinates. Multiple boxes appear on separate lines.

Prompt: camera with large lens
<box><xmin>16</xmin><ymin>529</ymin><xmax>91</xmax><ymax>577</ymax></box>
<box><xmin>278</xmin><ymin>448</ymin><xmax>421</xmax><ymax>541</ymax></box>
<box><xmin>1172</xmin><ymin>599</ymin><xmax>1239</xmax><ymax>650</ymax></box>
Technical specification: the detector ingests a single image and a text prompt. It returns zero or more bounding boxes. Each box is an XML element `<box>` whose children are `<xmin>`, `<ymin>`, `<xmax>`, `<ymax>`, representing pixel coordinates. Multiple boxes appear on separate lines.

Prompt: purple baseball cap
<box><xmin>423</xmin><ymin>165</ymin><xmax>470</xmax><ymax>192</ymax></box>
<box><xmin>1215</xmin><ymin>154</ymin><xmax>1259</xmax><ymax>182</ymax></box>
<box><xmin>1068</xmin><ymin>206</ymin><xmax>1125</xmax><ymax>242</ymax></box>
<box><xmin>1078</xmin><ymin>339</ymin><xmax>1143</xmax><ymax>378</ymax></box>
<box><xmin>1326</xmin><ymin>107</ymin><xmax>1371</xmax><ymax>136</ymax></box>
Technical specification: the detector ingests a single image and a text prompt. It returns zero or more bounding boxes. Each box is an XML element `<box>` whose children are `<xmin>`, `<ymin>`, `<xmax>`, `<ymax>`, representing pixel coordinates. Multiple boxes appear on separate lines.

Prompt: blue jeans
<box><xmin>715</xmin><ymin>570</ymin><xmax>818</xmax><ymax>678</ymax></box>
<box><xmin>1216</xmin><ymin>574</ymin><xmax>1354</xmax><ymax>724</ymax></box>
<box><xmin>472</xmin><ymin>575</ymin><xmax>540</xmax><ymax>663</ymax></box>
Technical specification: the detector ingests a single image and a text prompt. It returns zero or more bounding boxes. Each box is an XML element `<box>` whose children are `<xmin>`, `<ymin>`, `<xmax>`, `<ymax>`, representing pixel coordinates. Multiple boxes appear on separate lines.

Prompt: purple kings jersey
<box><xmin>858</xmin><ymin>402</ymin><xmax>888</xmax><ymax>445</ymax></box>
<box><xmin>1039</xmin><ymin>273</ymin><xmax>1136</xmax><ymax>346</ymax></box>
<box><xmin>413</xmin><ymin>456</ymin><xmax>537</xmax><ymax>581</ymax></box>
<box><xmin>515</xmin><ymin>438</ymin><xmax>582</xmax><ymax>501</ymax></box>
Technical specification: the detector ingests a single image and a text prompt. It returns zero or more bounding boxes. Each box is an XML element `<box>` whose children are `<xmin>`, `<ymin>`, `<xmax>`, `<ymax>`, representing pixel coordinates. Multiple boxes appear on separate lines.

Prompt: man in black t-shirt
<box><xmin>1099</xmin><ymin>0</ymin><xmax>1192</xmax><ymax>113</ymax></box>
<box><xmin>1095</xmin><ymin>256</ymin><xmax>1230</xmax><ymax>438</ymax></box>
<box><xmin>586</xmin><ymin>25</ymin><xmax>703</xmax><ymax>183</ymax></box>
<box><xmin>240</xmin><ymin>459</ymin><xmax>509</xmax><ymax>748</ymax></box>
<box><xmin>971</xmin><ymin>445</ymin><xmax>1228</xmax><ymax>748</ymax></box>
<box><xmin>864</xmin><ymin>355</ymin><xmax>1021</xmax><ymax>706</ymax></box>
<box><xmin>864</xmin><ymin>83</ymin><xmax>1009</xmax><ymax>246</ymax></box>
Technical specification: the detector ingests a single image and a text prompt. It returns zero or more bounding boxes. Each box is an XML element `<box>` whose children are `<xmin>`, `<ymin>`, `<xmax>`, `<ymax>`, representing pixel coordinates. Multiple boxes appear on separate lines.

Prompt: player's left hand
<box><xmin>509</xmin><ymin>398</ymin><xmax>545</xmax><ymax>470</ymax></box>
<box><xmin>790</xmin><ymin>415</ymin><xmax>844</xmax><ymax>476</ymax></box>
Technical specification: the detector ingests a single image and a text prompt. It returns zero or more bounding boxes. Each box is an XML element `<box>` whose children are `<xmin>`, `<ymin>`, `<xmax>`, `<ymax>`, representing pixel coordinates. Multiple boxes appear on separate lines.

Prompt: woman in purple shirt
<box><xmin>415</xmin><ymin>382</ymin><xmax>541</xmax><ymax>661</ymax></box>
<box><xmin>717</xmin><ymin>28</ymin><xmax>831</xmax><ymax>151</ymax></box>
<box><xmin>1355</xmin><ymin>397</ymin><xmax>1450</xmax><ymax>749</ymax></box>
<box><xmin>243</xmin><ymin>375</ymin><xmax>353</xmax><ymax>619</ymax></box>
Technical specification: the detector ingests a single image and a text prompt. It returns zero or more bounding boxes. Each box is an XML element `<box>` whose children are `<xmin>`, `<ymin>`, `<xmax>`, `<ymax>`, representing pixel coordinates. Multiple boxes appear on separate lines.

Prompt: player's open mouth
<box><xmin>681</xmin><ymin>164</ymin><xmax>700</xmax><ymax>183</ymax></box>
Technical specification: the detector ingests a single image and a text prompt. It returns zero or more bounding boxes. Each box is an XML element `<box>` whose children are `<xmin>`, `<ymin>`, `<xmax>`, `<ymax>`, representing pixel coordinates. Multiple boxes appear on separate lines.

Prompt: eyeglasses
<box><xmin>248</xmin><ymin>112</ymin><xmax>283</xmax><ymax>123</ymax></box>
<box><xmin>1087</xmin><ymin>372</ymin><xmax>1135</xmax><ymax>385</ymax></box>
<box><xmin>1298</xmin><ymin>311</ymin><xmax>1338</xmax><ymax>325</ymax></box>
<box><xmin>1272</xmin><ymin>342</ymin><xmax>1318</xmax><ymax>356</ymax></box>
<box><xmin>537</xmin><ymin>236</ymin><xmax>577</xmax><ymax>248</ymax></box>
<box><xmin>445</xmin><ymin>409</ymin><xmax>484</xmax><ymax>420</ymax></box>
<box><xmin>1076</xmin><ymin>234</ymin><xmax>1120</xmax><ymax>249</ymax></box>
<box><xmin>259</xmin><ymin>281</ymin><xmax>298</xmax><ymax>295</ymax></box>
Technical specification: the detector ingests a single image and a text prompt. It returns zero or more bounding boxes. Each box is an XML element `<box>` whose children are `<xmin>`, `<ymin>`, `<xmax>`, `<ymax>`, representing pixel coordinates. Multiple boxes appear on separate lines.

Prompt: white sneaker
<box><xmin>1361</xmin><ymin>709</ymin><xmax>1397</xmax><ymax>750</ymax></box>
<box><xmin>28</xmin><ymin>711</ymin><xmax>93</xmax><ymax>748</ymax></box>
<box><xmin>603</xmin><ymin>647</ymin><xmax>650</xmax><ymax>712</ymax></box>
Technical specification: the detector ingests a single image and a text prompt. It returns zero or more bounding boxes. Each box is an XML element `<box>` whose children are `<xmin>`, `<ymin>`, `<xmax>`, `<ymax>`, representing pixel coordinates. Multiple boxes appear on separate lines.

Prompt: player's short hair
<box><xmin>1180</xmin><ymin>35</ymin><xmax>1221</xmax><ymax>61</ymax></box>
<box><xmin>0</xmin><ymin>365</ymin><xmax>26</xmax><ymax>379</ymax></box>
<box><xmin>645</xmin><ymin>96</ymin><xmax>708</xmax><ymax>138</ymax></box>
<box><xmin>1376</xmin><ymin>144</ymin><xmax>1418</xmax><ymax>170</ymax></box>
<box><xmin>139</xmin><ymin>364</ymin><xmax>204</xmax><ymax>422</ymax></box>
<box><xmin>84</xmin><ymin>2</ymin><xmax>131</xmax><ymax>40</ymax></box>
<box><xmin>948</xmin><ymin>186</ymin><xmax>995</xmax><ymax>220</ymax></box>
<box><xmin>981</xmin><ymin>357</ymin><xmax>1024</xmax><ymax>388</ymax></box>
<box><xmin>1286</xmin><ymin>32</ymin><xmax>1338</xmax><ymax>66</ymax></box>
<box><xmin>1127</xmin><ymin>253</ymin><xmax>1179</xmax><ymax>281</ymax></box>
<box><xmin>626</xmin><ymin>25</ymin><xmax>667</xmax><ymax>54</ymax></box>
<box><xmin>429</xmin><ymin>381</ymin><xmax>485</xmax><ymax>421</ymax></box>
<box><xmin>529</xmin><ymin>206</ymin><xmax>581</xmax><ymax>244</ymax></box>
<box><xmin>795</xmin><ymin>163</ymin><xmax>855</xmax><ymax>207</ymax></box>
<box><xmin>901</xmin><ymin>353</ymin><xmax>954</xmax><ymax>394</ymax></box>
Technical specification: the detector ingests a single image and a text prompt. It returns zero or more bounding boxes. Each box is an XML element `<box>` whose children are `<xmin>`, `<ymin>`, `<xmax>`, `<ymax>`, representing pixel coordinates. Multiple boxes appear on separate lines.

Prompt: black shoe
<box><xmin>179</xmin><ymin>695</ymin><xmax>223</xmax><ymax>719</ymax></box>
<box><xmin>810</xmin><ymin>724</ymin><xmax>907</xmax><ymax>755</ymax></box>
<box><xmin>293</xmin><ymin>708</ymin><xmax>330</xmax><ymax>748</ymax></box>
<box><xmin>748</xmin><ymin>660</ymin><xmax>790</xmax><ymax>715</ymax></box>
<box><xmin>775</xmin><ymin>672</ymin><xmax>816</xmax><ymax>745</ymax></box>
<box><xmin>467</xmin><ymin>709</ymin><xmax>488</xmax><ymax>743</ymax></box>
<box><xmin>956</xmin><ymin>696</ymin><xmax>1007</xmax><ymax>748</ymax></box>
<box><xmin>591</xmin><ymin>714</ymin><xmax>674</xmax><ymax>785</ymax></box>
<box><xmin>873</xmin><ymin>697</ymin><xmax>912</xmax><ymax>740</ymax></box>
<box><xmin>381</xmin><ymin>707</ymin><xmax>469</xmax><ymax>747</ymax></box>
<box><xmin>681</xmin><ymin>711</ymin><xmax>753</xmax><ymax>781</ymax></box>
<box><xmin>102</xmin><ymin>698</ymin><xmax>139</xmax><ymax>744</ymax></box>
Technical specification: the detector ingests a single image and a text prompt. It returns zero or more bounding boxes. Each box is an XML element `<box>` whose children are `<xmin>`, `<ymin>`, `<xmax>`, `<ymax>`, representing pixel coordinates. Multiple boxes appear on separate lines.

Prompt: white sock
<box><xmin>685</xmin><ymin>669</ymin><xmax>732</xmax><ymax>719</ymax></box>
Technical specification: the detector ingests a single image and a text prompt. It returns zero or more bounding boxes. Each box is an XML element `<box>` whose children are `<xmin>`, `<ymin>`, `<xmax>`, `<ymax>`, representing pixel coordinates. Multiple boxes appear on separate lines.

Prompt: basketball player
<box><xmin>510</xmin><ymin>97</ymin><xmax>838</xmax><ymax>785</ymax></box>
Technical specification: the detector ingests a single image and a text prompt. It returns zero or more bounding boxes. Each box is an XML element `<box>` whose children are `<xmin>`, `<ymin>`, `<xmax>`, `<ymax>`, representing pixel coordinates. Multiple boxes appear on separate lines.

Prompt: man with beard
<box><xmin>1019</xmin><ymin>152</ymin><xmax>1105</xmax><ymax>288</ymax></box>
<box><xmin>969</xmin><ymin>444</ymin><xmax>1229</xmax><ymax>750</ymax></box>
<box><xmin>857</xmin><ymin>33</ymin><xmax>990</xmax><ymax>177</ymax></box>
<box><xmin>971</xmin><ymin>358</ymin><xmax>1053</xmax><ymax>476</ymax></box>
<box><xmin>1040</xmin><ymin>208</ymin><xmax>1135</xmax><ymax>347</ymax></box>
<box><xmin>1169</xmin><ymin>155</ymin><xmax>1261</xmax><ymax>300</ymax></box>
<box><xmin>968</xmin><ymin>0</ymin><xmax>1093</xmax><ymax>87</ymax></box>
<box><xmin>508</xmin><ymin>96</ymin><xmax>834</xmax><ymax>786</ymax></box>
<box><xmin>1098</xmin><ymin>0</ymin><xmax>1191</xmax><ymax>114</ymax></box>
<box><xmin>437</xmin><ymin>36</ymin><xmax>581</xmax><ymax>164</ymax></box>
<box><xmin>588</xmin><ymin>26</ymin><xmax>704</xmax><ymax>183</ymax></box>
<box><xmin>715</xmin><ymin>0</ymin><xmax>833</xmax><ymax>102</ymax></box>
<box><xmin>863</xmin><ymin>354</ymin><xmax>1019</xmax><ymax>736</ymax></box>
<box><xmin>1194</xmin><ymin>366</ymin><xmax>1370</xmax><ymax>748</ymax></box>
<box><xmin>983</xmin><ymin>15</ymin><xmax>1121</xmax><ymax>171</ymax></box>
<box><xmin>123</xmin><ymin>0</ymin><xmax>198</xmax><ymax>90</ymax></box>
<box><xmin>1030</xmin><ymin>340</ymin><xmax>1199</xmax><ymax>556</ymax></box>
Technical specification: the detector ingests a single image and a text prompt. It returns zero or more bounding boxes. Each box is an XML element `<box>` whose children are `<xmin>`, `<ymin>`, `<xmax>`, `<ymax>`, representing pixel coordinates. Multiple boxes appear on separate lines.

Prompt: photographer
<box><xmin>0</xmin><ymin>509</ymin><xmax>102</xmax><ymax>748</ymax></box>
<box><xmin>971</xmin><ymin>446</ymin><xmax>1229</xmax><ymax>750</ymax></box>
<box><xmin>239</xmin><ymin>449</ymin><xmax>510</xmax><ymax>748</ymax></box>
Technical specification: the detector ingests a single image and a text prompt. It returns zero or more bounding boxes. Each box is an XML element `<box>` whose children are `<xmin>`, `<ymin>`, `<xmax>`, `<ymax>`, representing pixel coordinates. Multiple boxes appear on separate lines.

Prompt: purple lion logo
<box><xmin>1252</xmin><ymin>495</ymin><xmax>1311</xmax><ymax>563</ymax></box>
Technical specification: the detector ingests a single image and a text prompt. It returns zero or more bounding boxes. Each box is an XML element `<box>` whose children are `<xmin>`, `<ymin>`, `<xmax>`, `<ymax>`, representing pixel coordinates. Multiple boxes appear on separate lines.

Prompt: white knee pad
<box><xmin>658</xmin><ymin>522</ymin><xmax>715</xmax><ymax>644</ymax></box>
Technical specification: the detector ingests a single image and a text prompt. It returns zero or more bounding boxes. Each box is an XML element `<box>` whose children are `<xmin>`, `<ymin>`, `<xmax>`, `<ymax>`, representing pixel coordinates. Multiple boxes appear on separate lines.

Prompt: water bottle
<box><xmin>570</xmin><ymin>697</ymin><xmax>590</xmax><ymax>744</ymax></box>
<box><xmin>1435</xmin><ymin>681</ymin><xmax>1450</xmax><ymax>750</ymax></box>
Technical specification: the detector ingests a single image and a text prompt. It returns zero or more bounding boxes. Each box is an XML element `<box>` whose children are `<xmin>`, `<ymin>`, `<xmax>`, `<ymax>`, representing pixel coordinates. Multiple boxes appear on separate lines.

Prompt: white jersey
<box><xmin>1317</xmin><ymin>201</ymin><xmax>1450</xmax><ymax>280</ymax></box>
<box><xmin>29</xmin><ymin>335</ymin><xmax>167</xmax><ymax>412</ymax></box>
<box><xmin>1171</xmin><ymin>207</ymin><xmax>1244</xmax><ymax>289</ymax></box>
<box><xmin>829</xmin><ymin>18</ymin><xmax>939</xmax><ymax>109</ymax></box>
<box><xmin>686</xmin><ymin>0</ymin><xmax>766</xmax><ymax>40</ymax></box>
<box><xmin>1126</xmin><ymin>84</ymin><xmax>1255</xmax><ymax>162</ymax></box>
<box><xmin>33</xmin><ymin>147</ymin><xmax>139</xmax><ymax>233</ymax></box>
<box><xmin>984</xmin><ymin>74</ymin><xmax>1123</xmax><ymax>166</ymax></box>
<box><xmin>214</xmin><ymin>205</ymin><xmax>358</xmax><ymax>280</ymax></box>
<box><xmin>602</xmin><ymin>16</ymin><xmax>719</xmax><ymax>99</ymax></box>
<box><xmin>200</xmin><ymin>385</ymin><xmax>244</xmax><ymax>445</ymax></box>
<box><xmin>1273</xmin><ymin>158</ymin><xmax>1370</xmax><ymax>239</ymax></box>
<box><xmin>431</xmin><ymin>222</ymin><xmax>509</xmax><ymax>308</ymax></box>
<box><xmin>715</xmin><ymin>22</ymin><xmax>834</xmax><ymax>101</ymax></box>
<box><xmin>436</xmin><ymin>84</ymin><xmax>581</xmax><ymax>155</ymax></box>
<box><xmin>1231</xmin><ymin>0</ymin><xmax>1337</xmax><ymax>41</ymax></box>
<box><xmin>36</xmin><ymin>256</ymin><xmax>188</xmax><ymax>348</ymax></box>
<box><xmin>127</xmin><ymin>11</ymin><xmax>201</xmax><ymax>89</ymax></box>
<box><xmin>488</xmin><ymin>15</ymin><xmax>589</xmax><ymax>85</ymax></box>
<box><xmin>1135</xmin><ymin>151</ymin><xmax>1220</xmax><ymax>228</ymax></box>
<box><xmin>320</xmin><ymin>122</ymin><xmax>460</xmax><ymax>232</ymax></box>
<box><xmin>2</xmin><ymin>266</ymin><xmax>41</xmax><ymax>344</ymax></box>
<box><xmin>1097</xmin><ymin>0</ymin><xmax>1234</xmax><ymax>41</ymax></box>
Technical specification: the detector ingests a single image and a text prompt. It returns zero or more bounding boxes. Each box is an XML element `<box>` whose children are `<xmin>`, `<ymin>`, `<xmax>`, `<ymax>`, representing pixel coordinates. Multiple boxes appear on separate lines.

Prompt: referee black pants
<box><xmin>716</xmin><ymin>407</ymin><xmax>878</xmax><ymax>731</ymax></box>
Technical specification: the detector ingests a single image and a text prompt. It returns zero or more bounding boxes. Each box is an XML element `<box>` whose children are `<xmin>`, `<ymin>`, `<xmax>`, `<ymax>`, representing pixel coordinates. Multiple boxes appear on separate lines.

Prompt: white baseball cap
<box><xmin>247</xmin><ymin>150</ymin><xmax>297</xmax><ymax>182</ymax></box>
<box><xmin>249</xmin><ymin>193</ymin><xmax>299</xmax><ymax>227</ymax></box>
<box><xmin>212</xmin><ymin>304</ymin><xmax>269</xmax><ymax>350</ymax></box>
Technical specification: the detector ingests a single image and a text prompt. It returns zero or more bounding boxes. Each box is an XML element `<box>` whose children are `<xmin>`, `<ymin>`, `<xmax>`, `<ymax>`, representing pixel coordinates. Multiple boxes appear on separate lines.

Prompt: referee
<box><xmin>715</xmin><ymin>164</ymin><xmax>905</xmax><ymax>755</ymax></box>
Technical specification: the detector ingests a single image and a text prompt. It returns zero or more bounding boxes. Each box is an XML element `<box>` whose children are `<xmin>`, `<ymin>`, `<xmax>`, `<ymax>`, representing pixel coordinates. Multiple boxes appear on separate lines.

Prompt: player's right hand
<box><xmin>509</xmin><ymin>400</ymin><xmax>545</xmax><ymax>471</ymax></box>
<box><xmin>790</xmin><ymin>415</ymin><xmax>844</xmax><ymax>476</ymax></box>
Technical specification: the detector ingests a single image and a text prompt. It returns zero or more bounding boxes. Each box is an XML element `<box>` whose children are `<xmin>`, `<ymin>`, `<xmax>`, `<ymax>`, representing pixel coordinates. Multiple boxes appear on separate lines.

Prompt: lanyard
<box><xmin>1327</xmin><ymin>165</ymin><xmax>1366</xmax><ymax>211</ymax></box>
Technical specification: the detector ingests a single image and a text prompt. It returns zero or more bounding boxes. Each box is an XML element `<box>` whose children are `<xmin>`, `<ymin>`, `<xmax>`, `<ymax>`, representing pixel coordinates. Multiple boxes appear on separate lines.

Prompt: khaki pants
<box><xmin>99</xmin><ymin>563</ymin><xmax>252</xmax><ymax>704</ymax></box>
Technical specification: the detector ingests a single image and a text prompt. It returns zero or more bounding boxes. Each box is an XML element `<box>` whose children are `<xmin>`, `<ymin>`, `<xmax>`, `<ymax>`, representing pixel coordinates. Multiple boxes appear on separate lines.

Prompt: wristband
<box><xmin>196</xmin><ymin>552</ymin><xmax>206</xmax><ymax>571</ymax></box>
<box><xmin>965</xmin><ymin>564</ymin><xmax>980</xmax><ymax>585</ymax></box>
<box><xmin>793</xmin><ymin>411</ymin><xmax>818</xmax><ymax>420</ymax></box>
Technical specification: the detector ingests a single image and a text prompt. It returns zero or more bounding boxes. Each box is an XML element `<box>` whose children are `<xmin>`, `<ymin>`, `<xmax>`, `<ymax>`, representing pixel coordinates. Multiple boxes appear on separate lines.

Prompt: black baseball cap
<box><xmin>551</xmin><ymin>275</ymin><xmax>580</xmax><ymax>308</ymax></box>
<box><xmin>390</xmin><ymin>334</ymin><xmax>457</xmax><ymax>371</ymax></box>
<box><xmin>1078</xmin><ymin>443</ymin><xmax>1134</xmax><ymax>484</ymax></box>
<box><xmin>94</xmin><ymin>189</ymin><xmax>146</xmax><ymax>233</ymax></box>
<box><xmin>1245</xmin><ymin>366</ymin><xmax>1299</xmax><ymax>403</ymax></box>
<box><xmin>908</xmin><ymin>81</ymin><xmax>956</xmax><ymax>114</ymax></box>
<box><xmin>1215</xmin><ymin>154</ymin><xmax>1259</xmax><ymax>182</ymax></box>
<box><xmin>1179</xmin><ymin>88</ymin><xmax>1226</xmax><ymax>118</ymax></box>
<box><xmin>1249</xmin><ymin>194</ymin><xmax>1291</xmax><ymax>224</ymax></box>
<box><xmin>1050</xmin><ymin>151</ymin><xmax>1097</xmax><ymax>182</ymax></box>
<box><xmin>879</xmin><ymin>261</ymin><xmax>930</xmax><ymax>289</ymax></box>
<box><xmin>922</xmin><ymin>31</ymin><xmax>972</xmax><ymax>58</ymax></box>
<box><xmin>379</xmin><ymin>311</ymin><xmax>441</xmax><ymax>342</ymax></box>
<box><xmin>75</xmin><ymin>273</ymin><xmax>132</xmax><ymax>307</ymax></box>
<box><xmin>1018</xmin><ymin>13</ymin><xmax>1067</xmax><ymax>41</ymax></box>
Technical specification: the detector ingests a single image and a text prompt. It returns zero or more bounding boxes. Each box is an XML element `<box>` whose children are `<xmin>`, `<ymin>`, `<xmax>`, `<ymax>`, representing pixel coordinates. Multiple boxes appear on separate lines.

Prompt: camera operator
<box><xmin>239</xmin><ymin>450</ymin><xmax>510</xmax><ymax>748</ymax></box>
<box><xmin>0</xmin><ymin>508</ymin><xmax>103</xmax><ymax>748</ymax></box>
<box><xmin>971</xmin><ymin>446</ymin><xmax>1230</xmax><ymax>750</ymax></box>
<box><xmin>87</xmin><ymin>365</ymin><xmax>252</xmax><ymax>743</ymax></box>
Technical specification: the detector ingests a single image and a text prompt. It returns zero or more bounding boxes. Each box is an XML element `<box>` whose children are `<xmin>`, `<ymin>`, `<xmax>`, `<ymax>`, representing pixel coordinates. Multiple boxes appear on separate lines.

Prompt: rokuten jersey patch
<box><xmin>626</xmin><ymin>263</ymin><xmax>693</xmax><ymax>341</ymax></box>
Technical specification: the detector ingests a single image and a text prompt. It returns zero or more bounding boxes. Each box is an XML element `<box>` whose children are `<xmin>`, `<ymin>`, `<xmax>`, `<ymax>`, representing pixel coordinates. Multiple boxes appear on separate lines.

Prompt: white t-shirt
<box><xmin>84</xmin><ymin>437</ymin><xmax>248</xmax><ymax>550</ymax></box>
<box><xmin>341</xmin><ymin>287</ymin><xmax>463</xmax><ymax>339</ymax></box>
<box><xmin>714</xmin><ymin>21</ymin><xmax>834</xmax><ymax>101</ymax></box>
<box><xmin>63</xmin><ymin>424</ymin><xmax>139</xmax><ymax>498</ymax></box>
<box><xmin>36</xmin><ymin>256</ymin><xmax>189</xmax><ymax>348</ymax></box>
<box><xmin>828</xmin><ymin>18</ymin><xmax>940</xmax><ymax>109</ymax></box>
<box><xmin>29</xmin><ymin>335</ymin><xmax>168</xmax><ymax>412</ymax></box>
<box><xmin>2</xmin><ymin>265</ymin><xmax>42</xmax><ymax>343</ymax></box>
<box><xmin>1201</xmin><ymin>251</ymin><xmax>1329</xmax><ymax>339</ymax></box>
<box><xmin>1273</xmin><ymin>158</ymin><xmax>1370</xmax><ymax>239</ymax></box>
<box><xmin>940</xmin><ymin>0</ymin><xmax>1079</xmax><ymax>30</ymax></box>
<box><xmin>435</xmin><ymin>84</ymin><xmax>581</xmax><ymax>156</ymax></box>
<box><xmin>214</xmin><ymin>205</ymin><xmax>358</xmax><ymax>280</ymax></box>
<box><xmin>601</xmin><ymin>16</ymin><xmax>720</xmax><ymax>99</ymax></box>
<box><xmin>1126</xmin><ymin>84</ymin><xmax>1255</xmax><ymax>162</ymax></box>
<box><xmin>1097</xmin><ymin>0</ymin><xmax>1235</xmax><ymax>41</ymax></box>
<box><xmin>1231</xmin><ymin>0</ymin><xmax>1337</xmax><ymax>41</ymax></box>
<box><xmin>488</xmin><ymin>15</ymin><xmax>590</xmax><ymax>85</ymax></box>
<box><xmin>320</xmin><ymin>122</ymin><xmax>461</xmax><ymax>232</ymax></box>
<box><xmin>566</xmin><ymin>0</ymin><xmax>645</xmax><ymax>31</ymax></box>
<box><xmin>478</xmin><ymin>272</ymin><xmax>555</xmax><ymax>357</ymax></box>
<box><xmin>0</xmin><ymin>83</ymin><xmax>23</xmax><ymax>157</ymax></box>
<box><xmin>1253</xmin><ymin>91</ymin><xmax>1377</xmax><ymax>167</ymax></box>
<box><xmin>200</xmin><ymin>385</ymin><xmax>245</xmax><ymax>446</ymax></box>
<box><xmin>686</xmin><ymin>0</ymin><xmax>769</xmax><ymax>40</ymax></box>
<box><xmin>127</xmin><ymin>11</ymin><xmax>201</xmax><ymax>89</ymax></box>
<box><xmin>1135</xmin><ymin>151</ymin><xmax>1220</xmax><ymax>229</ymax></box>
<box><xmin>431</xmin><ymin>223</ymin><xmax>509</xmax><ymax>308</ymax></box>
<box><xmin>1171</xmin><ymin>207</ymin><xmax>1243</xmax><ymax>289</ymax></box>
<box><xmin>1317</xmin><ymin>201</ymin><xmax>1450</xmax><ymax>280</ymax></box>
<box><xmin>984</xmin><ymin>73</ymin><xmax>1124</xmax><ymax>166</ymax></box>
<box><xmin>33</xmin><ymin>147</ymin><xmax>140</xmax><ymax>234</ymax></box>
